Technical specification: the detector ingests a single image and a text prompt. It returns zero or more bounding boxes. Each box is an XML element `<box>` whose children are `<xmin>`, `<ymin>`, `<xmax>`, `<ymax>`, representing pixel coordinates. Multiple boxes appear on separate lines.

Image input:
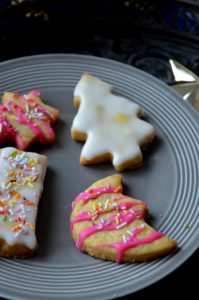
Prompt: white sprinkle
<box><xmin>97</xmin><ymin>224</ymin><xmax>103</xmax><ymax>230</ymax></box>
<box><xmin>25</xmin><ymin>104</ymin><xmax>29</xmax><ymax>112</ymax></box>
<box><xmin>100</xmin><ymin>217</ymin><xmax>105</xmax><ymax>223</ymax></box>
<box><xmin>6</xmin><ymin>182</ymin><xmax>12</xmax><ymax>190</ymax></box>
<box><xmin>116</xmin><ymin>222</ymin><xmax>127</xmax><ymax>230</ymax></box>
<box><xmin>127</xmin><ymin>230</ymin><xmax>133</xmax><ymax>236</ymax></box>
<box><xmin>14</xmin><ymin>231</ymin><xmax>21</xmax><ymax>238</ymax></box>
<box><xmin>0</xmin><ymin>123</ymin><xmax>2</xmax><ymax>133</ymax></box>
<box><xmin>140</xmin><ymin>224</ymin><xmax>145</xmax><ymax>229</ymax></box>
<box><xmin>92</xmin><ymin>215</ymin><xmax>98</xmax><ymax>221</ymax></box>
<box><xmin>2</xmin><ymin>182</ymin><xmax>5</xmax><ymax>190</ymax></box>
<box><xmin>23</xmin><ymin>94</ymin><xmax>29</xmax><ymax>100</ymax></box>
<box><xmin>129</xmin><ymin>209</ymin><xmax>135</xmax><ymax>214</ymax></box>
<box><xmin>5</xmin><ymin>104</ymin><xmax>11</xmax><ymax>111</ymax></box>
<box><xmin>122</xmin><ymin>235</ymin><xmax>127</xmax><ymax>243</ymax></box>
<box><xmin>104</xmin><ymin>199</ymin><xmax>109</xmax><ymax>209</ymax></box>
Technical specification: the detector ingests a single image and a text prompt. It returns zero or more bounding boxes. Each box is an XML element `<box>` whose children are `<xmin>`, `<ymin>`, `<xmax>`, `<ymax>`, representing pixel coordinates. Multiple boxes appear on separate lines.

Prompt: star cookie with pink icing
<box><xmin>0</xmin><ymin>90</ymin><xmax>59</xmax><ymax>150</ymax></box>
<box><xmin>70</xmin><ymin>174</ymin><xmax>177</xmax><ymax>263</ymax></box>
<box><xmin>71</xmin><ymin>74</ymin><xmax>155</xmax><ymax>171</ymax></box>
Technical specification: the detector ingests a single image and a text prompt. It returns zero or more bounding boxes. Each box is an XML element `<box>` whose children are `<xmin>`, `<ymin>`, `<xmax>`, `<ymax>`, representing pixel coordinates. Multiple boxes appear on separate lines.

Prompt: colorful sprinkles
<box><xmin>0</xmin><ymin>90</ymin><xmax>59</xmax><ymax>150</ymax></box>
<box><xmin>0</xmin><ymin>149</ymin><xmax>40</xmax><ymax>237</ymax></box>
<box><xmin>71</xmin><ymin>181</ymin><xmax>167</xmax><ymax>263</ymax></box>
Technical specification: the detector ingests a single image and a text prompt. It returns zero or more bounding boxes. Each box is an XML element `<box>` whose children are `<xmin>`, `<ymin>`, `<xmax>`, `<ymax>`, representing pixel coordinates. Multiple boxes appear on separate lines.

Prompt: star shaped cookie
<box><xmin>0</xmin><ymin>90</ymin><xmax>59</xmax><ymax>150</ymax></box>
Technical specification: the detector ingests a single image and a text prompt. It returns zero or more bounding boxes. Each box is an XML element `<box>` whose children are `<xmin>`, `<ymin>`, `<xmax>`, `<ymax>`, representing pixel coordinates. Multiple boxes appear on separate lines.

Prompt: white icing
<box><xmin>72</xmin><ymin>74</ymin><xmax>155</xmax><ymax>167</ymax></box>
<box><xmin>0</xmin><ymin>147</ymin><xmax>47</xmax><ymax>250</ymax></box>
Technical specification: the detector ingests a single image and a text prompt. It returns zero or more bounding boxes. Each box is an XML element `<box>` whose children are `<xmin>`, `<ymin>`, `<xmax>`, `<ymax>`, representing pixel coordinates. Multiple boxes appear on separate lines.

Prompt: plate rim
<box><xmin>0</xmin><ymin>53</ymin><xmax>198</xmax><ymax>121</ymax></box>
<box><xmin>0</xmin><ymin>53</ymin><xmax>199</xmax><ymax>300</ymax></box>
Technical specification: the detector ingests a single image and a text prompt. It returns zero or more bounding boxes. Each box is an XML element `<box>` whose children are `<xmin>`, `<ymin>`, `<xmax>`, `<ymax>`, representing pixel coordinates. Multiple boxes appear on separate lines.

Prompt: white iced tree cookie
<box><xmin>71</xmin><ymin>74</ymin><xmax>155</xmax><ymax>172</ymax></box>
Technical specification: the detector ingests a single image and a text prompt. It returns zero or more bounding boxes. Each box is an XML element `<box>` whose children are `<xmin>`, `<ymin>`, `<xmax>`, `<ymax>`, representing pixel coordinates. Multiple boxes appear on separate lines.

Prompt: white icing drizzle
<box><xmin>0</xmin><ymin>147</ymin><xmax>47</xmax><ymax>250</ymax></box>
<box><xmin>72</xmin><ymin>74</ymin><xmax>155</xmax><ymax>167</ymax></box>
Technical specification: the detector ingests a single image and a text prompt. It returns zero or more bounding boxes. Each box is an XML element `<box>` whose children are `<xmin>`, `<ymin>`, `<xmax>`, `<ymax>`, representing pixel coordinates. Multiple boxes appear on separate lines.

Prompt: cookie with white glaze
<box><xmin>0</xmin><ymin>147</ymin><xmax>47</xmax><ymax>258</ymax></box>
<box><xmin>71</xmin><ymin>74</ymin><xmax>155</xmax><ymax>172</ymax></box>
<box><xmin>0</xmin><ymin>90</ymin><xmax>59</xmax><ymax>150</ymax></box>
<box><xmin>70</xmin><ymin>174</ymin><xmax>177</xmax><ymax>263</ymax></box>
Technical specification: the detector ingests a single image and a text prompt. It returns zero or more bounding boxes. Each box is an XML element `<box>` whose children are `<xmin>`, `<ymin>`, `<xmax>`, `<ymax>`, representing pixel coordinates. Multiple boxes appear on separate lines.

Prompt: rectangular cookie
<box><xmin>0</xmin><ymin>147</ymin><xmax>47</xmax><ymax>258</ymax></box>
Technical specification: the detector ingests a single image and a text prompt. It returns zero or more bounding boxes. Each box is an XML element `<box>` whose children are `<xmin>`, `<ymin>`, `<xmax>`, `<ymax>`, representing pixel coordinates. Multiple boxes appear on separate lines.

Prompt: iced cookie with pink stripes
<box><xmin>71</xmin><ymin>74</ymin><xmax>155</xmax><ymax>172</ymax></box>
<box><xmin>0</xmin><ymin>147</ymin><xmax>47</xmax><ymax>258</ymax></box>
<box><xmin>70</xmin><ymin>174</ymin><xmax>177</xmax><ymax>263</ymax></box>
<box><xmin>0</xmin><ymin>90</ymin><xmax>59</xmax><ymax>150</ymax></box>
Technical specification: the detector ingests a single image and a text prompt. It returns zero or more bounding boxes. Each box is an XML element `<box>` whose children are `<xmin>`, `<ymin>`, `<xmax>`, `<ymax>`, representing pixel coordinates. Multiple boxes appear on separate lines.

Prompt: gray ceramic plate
<box><xmin>0</xmin><ymin>54</ymin><xmax>199</xmax><ymax>300</ymax></box>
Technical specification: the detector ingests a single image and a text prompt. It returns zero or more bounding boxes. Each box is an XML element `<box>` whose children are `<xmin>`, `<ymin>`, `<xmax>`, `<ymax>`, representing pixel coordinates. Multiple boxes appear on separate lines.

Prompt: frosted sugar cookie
<box><xmin>0</xmin><ymin>147</ymin><xmax>47</xmax><ymax>258</ymax></box>
<box><xmin>0</xmin><ymin>90</ymin><xmax>59</xmax><ymax>150</ymax></box>
<box><xmin>70</xmin><ymin>174</ymin><xmax>177</xmax><ymax>263</ymax></box>
<box><xmin>71</xmin><ymin>74</ymin><xmax>155</xmax><ymax>171</ymax></box>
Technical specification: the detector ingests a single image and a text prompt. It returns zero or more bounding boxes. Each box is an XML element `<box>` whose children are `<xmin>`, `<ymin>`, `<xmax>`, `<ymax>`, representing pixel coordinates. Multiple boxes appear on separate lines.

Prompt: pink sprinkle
<box><xmin>105</xmin><ymin>182</ymin><xmax>110</xmax><ymax>189</ymax></box>
<box><xmin>30</xmin><ymin>90</ymin><xmax>40</xmax><ymax>97</ymax></box>
<box><xmin>23</xmin><ymin>94</ymin><xmax>29</xmax><ymax>100</ymax></box>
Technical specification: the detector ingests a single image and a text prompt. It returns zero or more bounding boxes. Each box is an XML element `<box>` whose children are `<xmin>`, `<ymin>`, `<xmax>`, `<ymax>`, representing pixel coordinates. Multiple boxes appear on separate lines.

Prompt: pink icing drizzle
<box><xmin>72</xmin><ymin>185</ymin><xmax>122</xmax><ymax>208</ymax></box>
<box><xmin>97</xmin><ymin>228</ymin><xmax>164</xmax><ymax>263</ymax></box>
<box><xmin>6</xmin><ymin>100</ymin><xmax>55</xmax><ymax>143</ymax></box>
<box><xmin>0</xmin><ymin>117</ymin><xmax>11</xmax><ymax>135</ymax></box>
<box><xmin>76</xmin><ymin>210</ymin><xmax>145</xmax><ymax>250</ymax></box>
<box><xmin>70</xmin><ymin>201</ymin><xmax>146</xmax><ymax>231</ymax></box>
<box><xmin>72</xmin><ymin>184</ymin><xmax>165</xmax><ymax>263</ymax></box>
<box><xmin>0</xmin><ymin>112</ymin><xmax>28</xmax><ymax>149</ymax></box>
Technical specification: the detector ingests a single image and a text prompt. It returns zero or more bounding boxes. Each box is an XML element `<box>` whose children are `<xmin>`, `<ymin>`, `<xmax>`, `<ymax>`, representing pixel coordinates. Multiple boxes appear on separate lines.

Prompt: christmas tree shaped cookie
<box><xmin>71</xmin><ymin>74</ymin><xmax>155</xmax><ymax>171</ymax></box>
<box><xmin>70</xmin><ymin>174</ymin><xmax>177</xmax><ymax>263</ymax></box>
<box><xmin>0</xmin><ymin>90</ymin><xmax>59</xmax><ymax>150</ymax></box>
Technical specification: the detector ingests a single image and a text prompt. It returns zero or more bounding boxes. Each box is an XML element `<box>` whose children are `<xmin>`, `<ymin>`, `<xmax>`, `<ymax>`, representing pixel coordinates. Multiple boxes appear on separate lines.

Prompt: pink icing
<box><xmin>72</xmin><ymin>183</ymin><xmax>165</xmax><ymax>263</ymax></box>
<box><xmin>6</xmin><ymin>100</ymin><xmax>54</xmax><ymax>143</ymax></box>
<box><xmin>70</xmin><ymin>201</ymin><xmax>146</xmax><ymax>231</ymax></box>
<box><xmin>15</xmin><ymin>133</ymin><xmax>27</xmax><ymax>149</ymax></box>
<box><xmin>29</xmin><ymin>90</ymin><xmax>40</xmax><ymax>97</ymax></box>
<box><xmin>0</xmin><ymin>116</ymin><xmax>16</xmax><ymax>143</ymax></box>
<box><xmin>97</xmin><ymin>228</ymin><xmax>164</xmax><ymax>263</ymax></box>
<box><xmin>76</xmin><ymin>210</ymin><xmax>145</xmax><ymax>250</ymax></box>
<box><xmin>72</xmin><ymin>185</ymin><xmax>122</xmax><ymax>208</ymax></box>
<box><xmin>0</xmin><ymin>115</ymin><xmax>29</xmax><ymax>149</ymax></box>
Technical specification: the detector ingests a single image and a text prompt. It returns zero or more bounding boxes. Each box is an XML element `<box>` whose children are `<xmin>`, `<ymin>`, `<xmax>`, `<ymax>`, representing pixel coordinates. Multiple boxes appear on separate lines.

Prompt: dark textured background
<box><xmin>0</xmin><ymin>0</ymin><xmax>199</xmax><ymax>83</ymax></box>
<box><xmin>0</xmin><ymin>1</ymin><xmax>198</xmax><ymax>299</ymax></box>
